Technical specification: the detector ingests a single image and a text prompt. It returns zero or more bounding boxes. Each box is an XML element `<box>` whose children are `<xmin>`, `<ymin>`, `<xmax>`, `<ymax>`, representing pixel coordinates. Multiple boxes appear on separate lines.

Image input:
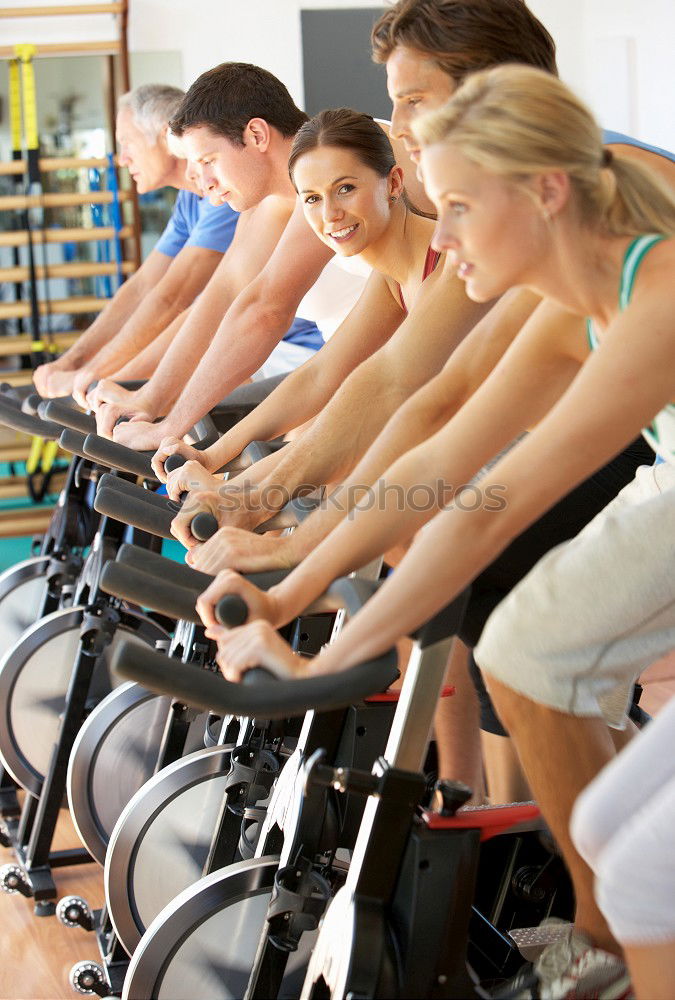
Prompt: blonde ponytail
<box><xmin>415</xmin><ymin>65</ymin><xmax>675</xmax><ymax>238</ymax></box>
<box><xmin>602</xmin><ymin>154</ymin><xmax>675</xmax><ymax>236</ymax></box>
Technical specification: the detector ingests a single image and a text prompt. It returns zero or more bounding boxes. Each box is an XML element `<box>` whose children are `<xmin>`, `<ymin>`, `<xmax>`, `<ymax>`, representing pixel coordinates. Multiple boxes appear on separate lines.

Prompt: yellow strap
<box><xmin>41</xmin><ymin>438</ymin><xmax>59</xmax><ymax>474</ymax></box>
<box><xmin>15</xmin><ymin>45</ymin><xmax>38</xmax><ymax>152</ymax></box>
<box><xmin>8</xmin><ymin>59</ymin><xmax>22</xmax><ymax>154</ymax></box>
<box><xmin>26</xmin><ymin>435</ymin><xmax>43</xmax><ymax>475</ymax></box>
<box><xmin>14</xmin><ymin>44</ymin><xmax>37</xmax><ymax>60</ymax></box>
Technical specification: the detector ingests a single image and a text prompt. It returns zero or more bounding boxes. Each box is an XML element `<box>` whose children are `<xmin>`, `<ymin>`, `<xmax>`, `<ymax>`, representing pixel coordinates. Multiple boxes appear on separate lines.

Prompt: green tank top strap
<box><xmin>586</xmin><ymin>233</ymin><xmax>666</xmax><ymax>351</ymax></box>
<box><xmin>619</xmin><ymin>234</ymin><xmax>666</xmax><ymax>310</ymax></box>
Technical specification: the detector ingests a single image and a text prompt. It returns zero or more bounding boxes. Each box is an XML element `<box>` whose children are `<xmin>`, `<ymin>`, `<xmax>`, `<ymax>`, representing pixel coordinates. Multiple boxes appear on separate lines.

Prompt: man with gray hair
<box><xmin>33</xmin><ymin>83</ymin><xmax>239</xmax><ymax>398</ymax></box>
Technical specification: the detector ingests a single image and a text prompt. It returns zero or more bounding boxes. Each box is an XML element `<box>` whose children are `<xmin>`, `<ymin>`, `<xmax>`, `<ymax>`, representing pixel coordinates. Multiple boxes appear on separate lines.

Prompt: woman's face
<box><xmin>421</xmin><ymin>142</ymin><xmax>545</xmax><ymax>302</ymax></box>
<box><xmin>293</xmin><ymin>145</ymin><xmax>397</xmax><ymax>256</ymax></box>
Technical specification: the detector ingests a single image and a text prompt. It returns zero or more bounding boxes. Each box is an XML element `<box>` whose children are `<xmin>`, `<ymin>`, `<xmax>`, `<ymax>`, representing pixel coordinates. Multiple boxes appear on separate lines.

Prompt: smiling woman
<box><xmin>288</xmin><ymin>108</ymin><xmax>404</xmax><ymax>261</ymax></box>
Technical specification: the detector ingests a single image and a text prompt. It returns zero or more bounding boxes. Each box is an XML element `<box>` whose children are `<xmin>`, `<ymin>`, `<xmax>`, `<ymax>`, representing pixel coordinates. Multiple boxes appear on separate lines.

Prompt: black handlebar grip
<box><xmin>116</xmin><ymin>542</ymin><xmax>212</xmax><ymax>591</ymax></box>
<box><xmin>41</xmin><ymin>399</ymin><xmax>96</xmax><ymax>435</ymax></box>
<box><xmin>22</xmin><ymin>393</ymin><xmax>43</xmax><ymax>416</ymax></box>
<box><xmin>100</xmin><ymin>561</ymin><xmax>201</xmax><ymax>624</ymax></box>
<box><xmin>94</xmin><ymin>486</ymin><xmax>174</xmax><ymax>539</ymax></box>
<box><xmin>112</xmin><ymin>639</ymin><xmax>399</xmax><ymax>720</ymax></box>
<box><xmin>82</xmin><ymin>433</ymin><xmax>156</xmax><ymax>480</ymax></box>
<box><xmin>0</xmin><ymin>397</ymin><xmax>62</xmax><ymax>440</ymax></box>
<box><xmin>59</xmin><ymin>428</ymin><xmax>89</xmax><ymax>459</ymax></box>
<box><xmin>2</xmin><ymin>383</ymin><xmax>33</xmax><ymax>403</ymax></box>
<box><xmin>242</xmin><ymin>667</ymin><xmax>277</xmax><ymax>685</ymax></box>
<box><xmin>97</xmin><ymin>473</ymin><xmax>177</xmax><ymax>512</ymax></box>
<box><xmin>191</xmin><ymin>511</ymin><xmax>219</xmax><ymax>541</ymax></box>
<box><xmin>215</xmin><ymin>594</ymin><xmax>248</xmax><ymax>628</ymax></box>
<box><xmin>164</xmin><ymin>453</ymin><xmax>188</xmax><ymax>475</ymax></box>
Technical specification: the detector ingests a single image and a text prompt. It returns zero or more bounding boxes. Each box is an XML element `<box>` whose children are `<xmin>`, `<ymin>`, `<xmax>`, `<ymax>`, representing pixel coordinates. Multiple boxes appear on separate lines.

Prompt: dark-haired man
<box><xmin>89</xmin><ymin>63</ymin><xmax>338</xmax><ymax>434</ymax></box>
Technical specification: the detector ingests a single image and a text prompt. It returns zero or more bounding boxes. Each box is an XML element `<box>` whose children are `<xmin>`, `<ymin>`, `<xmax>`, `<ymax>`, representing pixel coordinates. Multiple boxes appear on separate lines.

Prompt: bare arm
<box><xmin>307</xmin><ymin>263</ymin><xmax>675</xmax><ymax>676</ymax></box>
<box><xmin>237</xmin><ymin>258</ymin><xmax>491</xmax><ymax>524</ymax></box>
<box><xmin>275</xmin><ymin>287</ymin><xmax>545</xmax><ymax>561</ymax></box>
<box><xmin>105</xmin><ymin>308</ymin><xmax>190</xmax><ymax>382</ymax></box>
<box><xmin>271</xmin><ymin>301</ymin><xmax>587</xmax><ymax>620</ymax></box>
<box><xmin>32</xmin><ymin>250</ymin><xmax>172</xmax><ymax>397</ymax></box>
<box><xmin>194</xmin><ymin>272</ymin><xmax>405</xmax><ymax>472</ymax></box>
<box><xmin>113</xmin><ymin>199</ymin><xmax>334</xmax><ymax>450</ymax></box>
<box><xmin>185</xmin><ymin>288</ymin><xmax>525</xmax><ymax>527</ymax></box>
<box><xmin>70</xmin><ymin>244</ymin><xmax>223</xmax><ymax>406</ymax></box>
<box><xmin>116</xmin><ymin>204</ymin><xmax>295</xmax><ymax>417</ymax></box>
<box><xmin>92</xmin><ymin>202</ymin><xmax>292</xmax><ymax>435</ymax></box>
<box><xmin>196</xmin><ymin>297</ymin><xmax>587</xmax><ymax>614</ymax></box>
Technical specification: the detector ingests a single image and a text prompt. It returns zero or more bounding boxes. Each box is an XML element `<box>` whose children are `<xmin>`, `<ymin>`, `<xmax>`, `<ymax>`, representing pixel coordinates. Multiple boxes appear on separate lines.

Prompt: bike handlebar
<box><xmin>40</xmin><ymin>399</ymin><xmax>96</xmax><ymax>435</ymax></box>
<box><xmin>163</xmin><ymin>452</ymin><xmax>187</xmax><ymax>475</ymax></box>
<box><xmin>112</xmin><ymin>639</ymin><xmax>398</xmax><ymax>720</ymax></box>
<box><xmin>82</xmin><ymin>433</ymin><xmax>156</xmax><ymax>480</ymax></box>
<box><xmin>94</xmin><ymin>486</ymin><xmax>174</xmax><ymax>538</ymax></box>
<box><xmin>0</xmin><ymin>397</ymin><xmax>62</xmax><ymax>440</ymax></box>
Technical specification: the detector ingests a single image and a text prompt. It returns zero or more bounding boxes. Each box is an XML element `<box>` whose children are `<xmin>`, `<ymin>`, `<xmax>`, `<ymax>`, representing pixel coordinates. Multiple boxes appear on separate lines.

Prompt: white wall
<box><xmin>530</xmin><ymin>0</ymin><xmax>674</xmax><ymax>148</ymax></box>
<box><xmin>578</xmin><ymin>0</ymin><xmax>674</xmax><ymax>149</ymax></box>
<box><xmin>127</xmin><ymin>0</ymin><xmax>673</xmax><ymax>150</ymax></box>
<box><xmin>1</xmin><ymin>1</ymin><xmax>672</xmax><ymax>150</ymax></box>
<box><xmin>127</xmin><ymin>0</ymin><xmax>384</xmax><ymax>107</ymax></box>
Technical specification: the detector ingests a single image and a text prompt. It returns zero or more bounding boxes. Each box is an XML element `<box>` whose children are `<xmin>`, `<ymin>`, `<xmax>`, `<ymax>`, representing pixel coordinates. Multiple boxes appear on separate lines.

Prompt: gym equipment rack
<box><xmin>0</xmin><ymin>1</ymin><xmax>140</xmax><ymax>534</ymax></box>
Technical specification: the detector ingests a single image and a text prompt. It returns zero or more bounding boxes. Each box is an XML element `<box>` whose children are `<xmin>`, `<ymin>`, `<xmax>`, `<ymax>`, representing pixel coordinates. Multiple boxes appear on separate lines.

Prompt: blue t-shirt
<box><xmin>155</xmin><ymin>190</ymin><xmax>239</xmax><ymax>257</ymax></box>
<box><xmin>602</xmin><ymin>129</ymin><xmax>675</xmax><ymax>163</ymax></box>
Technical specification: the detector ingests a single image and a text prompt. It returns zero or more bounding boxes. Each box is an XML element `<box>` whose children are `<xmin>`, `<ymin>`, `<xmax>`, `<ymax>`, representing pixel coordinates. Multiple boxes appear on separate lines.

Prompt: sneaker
<box><xmin>490</xmin><ymin>925</ymin><xmax>633</xmax><ymax>998</ymax></box>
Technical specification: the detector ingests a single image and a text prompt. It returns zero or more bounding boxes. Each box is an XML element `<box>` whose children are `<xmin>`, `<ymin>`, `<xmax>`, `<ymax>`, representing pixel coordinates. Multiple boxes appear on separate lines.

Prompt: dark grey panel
<box><xmin>301</xmin><ymin>8</ymin><xmax>389</xmax><ymax>118</ymax></box>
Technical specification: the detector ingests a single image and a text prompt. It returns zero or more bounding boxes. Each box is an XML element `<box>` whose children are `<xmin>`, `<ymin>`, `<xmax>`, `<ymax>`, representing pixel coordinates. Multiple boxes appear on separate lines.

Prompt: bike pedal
<box><xmin>508</xmin><ymin>920</ymin><xmax>572</xmax><ymax>961</ymax></box>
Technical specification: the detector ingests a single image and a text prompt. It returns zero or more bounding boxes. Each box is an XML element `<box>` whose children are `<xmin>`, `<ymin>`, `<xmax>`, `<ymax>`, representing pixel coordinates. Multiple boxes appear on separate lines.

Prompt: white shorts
<box><xmin>252</xmin><ymin>340</ymin><xmax>317</xmax><ymax>380</ymax></box>
<box><xmin>475</xmin><ymin>461</ymin><xmax>675</xmax><ymax>727</ymax></box>
<box><xmin>571</xmin><ymin>694</ymin><xmax>675</xmax><ymax>944</ymax></box>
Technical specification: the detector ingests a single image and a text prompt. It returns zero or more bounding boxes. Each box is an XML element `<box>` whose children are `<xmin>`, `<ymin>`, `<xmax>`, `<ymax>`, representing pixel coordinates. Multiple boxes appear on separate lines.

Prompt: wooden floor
<box><xmin>0</xmin><ymin>807</ymin><xmax>106</xmax><ymax>1000</ymax></box>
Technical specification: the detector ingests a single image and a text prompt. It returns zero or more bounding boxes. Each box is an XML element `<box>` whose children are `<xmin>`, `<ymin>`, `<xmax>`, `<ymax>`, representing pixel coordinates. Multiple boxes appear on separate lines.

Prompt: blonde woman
<box><xmin>203</xmin><ymin>67</ymin><xmax>675</xmax><ymax>999</ymax></box>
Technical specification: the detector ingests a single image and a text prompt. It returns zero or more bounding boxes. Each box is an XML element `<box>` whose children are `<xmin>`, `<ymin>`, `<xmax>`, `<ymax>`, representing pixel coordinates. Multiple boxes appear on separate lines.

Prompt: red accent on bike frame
<box><xmin>365</xmin><ymin>684</ymin><xmax>455</xmax><ymax>704</ymax></box>
<box><xmin>421</xmin><ymin>802</ymin><xmax>541</xmax><ymax>842</ymax></box>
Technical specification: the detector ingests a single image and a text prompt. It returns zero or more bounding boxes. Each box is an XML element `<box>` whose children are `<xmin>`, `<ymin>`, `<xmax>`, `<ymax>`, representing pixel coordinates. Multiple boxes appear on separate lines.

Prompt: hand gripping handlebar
<box><xmin>112</xmin><ymin>636</ymin><xmax>398</xmax><ymax>720</ymax></box>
